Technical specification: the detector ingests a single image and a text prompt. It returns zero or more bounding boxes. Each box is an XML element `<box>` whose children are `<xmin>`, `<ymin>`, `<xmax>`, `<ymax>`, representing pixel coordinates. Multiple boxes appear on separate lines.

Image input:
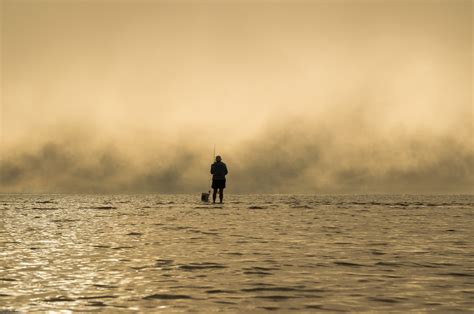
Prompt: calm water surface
<box><xmin>0</xmin><ymin>194</ymin><xmax>473</xmax><ymax>312</ymax></box>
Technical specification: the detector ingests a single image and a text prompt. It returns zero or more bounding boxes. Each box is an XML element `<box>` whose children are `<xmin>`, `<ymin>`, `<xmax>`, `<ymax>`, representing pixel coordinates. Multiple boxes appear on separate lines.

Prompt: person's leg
<box><xmin>219</xmin><ymin>188</ymin><xmax>223</xmax><ymax>203</ymax></box>
<box><xmin>212</xmin><ymin>188</ymin><xmax>217</xmax><ymax>203</ymax></box>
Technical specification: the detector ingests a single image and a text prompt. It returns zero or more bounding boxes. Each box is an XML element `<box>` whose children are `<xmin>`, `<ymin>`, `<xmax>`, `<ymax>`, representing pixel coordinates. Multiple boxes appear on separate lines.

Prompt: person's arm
<box><xmin>210</xmin><ymin>164</ymin><xmax>214</xmax><ymax>174</ymax></box>
<box><xmin>224</xmin><ymin>164</ymin><xmax>228</xmax><ymax>175</ymax></box>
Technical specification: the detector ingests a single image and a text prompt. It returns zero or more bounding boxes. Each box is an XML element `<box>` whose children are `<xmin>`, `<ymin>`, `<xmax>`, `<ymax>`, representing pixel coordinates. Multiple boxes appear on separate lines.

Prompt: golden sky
<box><xmin>0</xmin><ymin>0</ymin><xmax>472</xmax><ymax>193</ymax></box>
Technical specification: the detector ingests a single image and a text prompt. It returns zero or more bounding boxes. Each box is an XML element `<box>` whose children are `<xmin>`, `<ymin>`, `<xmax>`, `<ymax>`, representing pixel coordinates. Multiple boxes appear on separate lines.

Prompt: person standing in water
<box><xmin>210</xmin><ymin>155</ymin><xmax>228</xmax><ymax>204</ymax></box>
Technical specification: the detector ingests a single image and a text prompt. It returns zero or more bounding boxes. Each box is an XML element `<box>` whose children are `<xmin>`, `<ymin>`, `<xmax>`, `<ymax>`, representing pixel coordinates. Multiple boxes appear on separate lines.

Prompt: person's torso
<box><xmin>212</xmin><ymin>162</ymin><xmax>227</xmax><ymax>180</ymax></box>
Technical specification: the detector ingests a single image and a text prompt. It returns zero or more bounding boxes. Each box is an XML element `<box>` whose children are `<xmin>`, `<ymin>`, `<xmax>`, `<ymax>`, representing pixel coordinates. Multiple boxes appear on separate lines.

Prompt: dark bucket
<box><xmin>201</xmin><ymin>192</ymin><xmax>210</xmax><ymax>202</ymax></box>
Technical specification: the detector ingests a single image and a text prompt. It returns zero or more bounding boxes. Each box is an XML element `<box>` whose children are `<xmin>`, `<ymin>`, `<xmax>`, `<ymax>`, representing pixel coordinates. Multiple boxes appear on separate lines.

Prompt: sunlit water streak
<box><xmin>1</xmin><ymin>194</ymin><xmax>473</xmax><ymax>312</ymax></box>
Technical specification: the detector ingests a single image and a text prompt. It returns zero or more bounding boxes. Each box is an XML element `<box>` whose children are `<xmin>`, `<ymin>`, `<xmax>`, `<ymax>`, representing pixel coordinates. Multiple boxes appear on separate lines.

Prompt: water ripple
<box><xmin>0</xmin><ymin>194</ymin><xmax>472</xmax><ymax>312</ymax></box>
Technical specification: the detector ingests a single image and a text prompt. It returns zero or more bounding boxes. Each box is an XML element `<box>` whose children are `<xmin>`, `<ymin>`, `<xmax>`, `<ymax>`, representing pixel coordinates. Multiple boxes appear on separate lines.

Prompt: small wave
<box><xmin>78</xmin><ymin>295</ymin><xmax>117</xmax><ymax>300</ymax></box>
<box><xmin>381</xmin><ymin>274</ymin><xmax>403</xmax><ymax>279</ymax></box>
<box><xmin>248</xmin><ymin>206</ymin><xmax>266</xmax><ymax>209</ymax></box>
<box><xmin>87</xmin><ymin>301</ymin><xmax>107</xmax><ymax>307</ymax></box>
<box><xmin>243</xmin><ymin>271</ymin><xmax>273</xmax><ymax>276</ymax></box>
<box><xmin>409</xmin><ymin>262</ymin><xmax>440</xmax><ymax>268</ymax></box>
<box><xmin>368</xmin><ymin>242</ymin><xmax>389</xmax><ymax>246</ymax></box>
<box><xmin>375</xmin><ymin>261</ymin><xmax>401</xmax><ymax>267</ymax></box>
<box><xmin>52</xmin><ymin>219</ymin><xmax>80</xmax><ymax>223</ymax></box>
<box><xmin>127</xmin><ymin>232</ymin><xmax>143</xmax><ymax>236</ymax></box>
<box><xmin>259</xmin><ymin>306</ymin><xmax>280</xmax><ymax>311</ymax></box>
<box><xmin>111</xmin><ymin>246</ymin><xmax>133</xmax><ymax>250</ymax></box>
<box><xmin>243</xmin><ymin>266</ymin><xmax>279</xmax><ymax>271</ymax></box>
<box><xmin>368</xmin><ymin>296</ymin><xmax>402</xmax><ymax>303</ymax></box>
<box><xmin>205</xmin><ymin>289</ymin><xmax>235</xmax><ymax>294</ymax></box>
<box><xmin>31</xmin><ymin>207</ymin><xmax>59</xmax><ymax>210</ymax></box>
<box><xmin>334</xmin><ymin>261</ymin><xmax>368</xmax><ymax>267</ymax></box>
<box><xmin>214</xmin><ymin>300</ymin><xmax>237</xmax><ymax>304</ymax></box>
<box><xmin>254</xmin><ymin>295</ymin><xmax>294</xmax><ymax>300</ymax></box>
<box><xmin>188</xmin><ymin>229</ymin><xmax>219</xmax><ymax>236</ymax></box>
<box><xmin>170</xmin><ymin>285</ymin><xmax>212</xmax><ymax>289</ymax></box>
<box><xmin>93</xmin><ymin>284</ymin><xmax>118</xmax><ymax>288</ymax></box>
<box><xmin>143</xmin><ymin>293</ymin><xmax>192</xmax><ymax>300</ymax></box>
<box><xmin>93</xmin><ymin>206</ymin><xmax>117</xmax><ymax>210</ymax></box>
<box><xmin>440</xmin><ymin>272</ymin><xmax>474</xmax><ymax>277</ymax></box>
<box><xmin>44</xmin><ymin>296</ymin><xmax>75</xmax><ymax>302</ymax></box>
<box><xmin>393</xmin><ymin>202</ymin><xmax>409</xmax><ymax>207</ymax></box>
<box><xmin>305</xmin><ymin>304</ymin><xmax>324</xmax><ymax>309</ymax></box>
<box><xmin>431</xmin><ymin>262</ymin><xmax>459</xmax><ymax>266</ymax></box>
<box><xmin>179</xmin><ymin>262</ymin><xmax>227</xmax><ymax>270</ymax></box>
<box><xmin>224</xmin><ymin>252</ymin><xmax>243</xmax><ymax>256</ymax></box>
<box><xmin>242</xmin><ymin>287</ymin><xmax>300</xmax><ymax>292</ymax></box>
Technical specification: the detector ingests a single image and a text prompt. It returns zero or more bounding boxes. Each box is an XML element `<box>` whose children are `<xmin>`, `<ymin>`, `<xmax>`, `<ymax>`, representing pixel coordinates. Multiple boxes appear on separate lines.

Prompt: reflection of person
<box><xmin>210</xmin><ymin>155</ymin><xmax>228</xmax><ymax>204</ymax></box>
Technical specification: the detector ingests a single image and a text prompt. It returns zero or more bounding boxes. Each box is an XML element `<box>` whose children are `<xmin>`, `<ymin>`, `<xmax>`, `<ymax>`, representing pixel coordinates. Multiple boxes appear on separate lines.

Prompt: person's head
<box><xmin>215</xmin><ymin>155</ymin><xmax>222</xmax><ymax>162</ymax></box>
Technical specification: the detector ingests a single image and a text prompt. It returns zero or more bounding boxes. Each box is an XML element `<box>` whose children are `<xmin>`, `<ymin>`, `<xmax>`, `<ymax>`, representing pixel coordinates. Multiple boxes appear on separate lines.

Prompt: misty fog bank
<box><xmin>1</xmin><ymin>116</ymin><xmax>472</xmax><ymax>194</ymax></box>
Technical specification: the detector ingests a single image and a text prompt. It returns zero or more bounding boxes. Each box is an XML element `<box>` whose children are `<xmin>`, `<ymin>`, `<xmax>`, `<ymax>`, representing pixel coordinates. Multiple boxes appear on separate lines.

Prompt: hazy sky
<box><xmin>0</xmin><ymin>0</ymin><xmax>472</xmax><ymax>193</ymax></box>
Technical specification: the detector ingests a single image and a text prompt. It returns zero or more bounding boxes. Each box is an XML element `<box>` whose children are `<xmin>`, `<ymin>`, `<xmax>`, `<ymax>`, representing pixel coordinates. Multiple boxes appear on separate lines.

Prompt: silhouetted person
<box><xmin>210</xmin><ymin>155</ymin><xmax>228</xmax><ymax>203</ymax></box>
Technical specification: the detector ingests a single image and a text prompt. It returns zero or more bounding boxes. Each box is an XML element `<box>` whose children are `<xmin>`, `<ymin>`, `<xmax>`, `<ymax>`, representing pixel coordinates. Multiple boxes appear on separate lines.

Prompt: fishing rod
<box><xmin>201</xmin><ymin>144</ymin><xmax>215</xmax><ymax>202</ymax></box>
<box><xmin>209</xmin><ymin>144</ymin><xmax>215</xmax><ymax>190</ymax></box>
